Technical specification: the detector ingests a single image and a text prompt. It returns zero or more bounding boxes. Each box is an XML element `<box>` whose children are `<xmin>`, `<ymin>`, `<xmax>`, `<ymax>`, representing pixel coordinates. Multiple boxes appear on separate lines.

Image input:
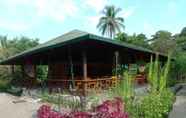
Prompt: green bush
<box><xmin>0</xmin><ymin>79</ymin><xmax>10</xmax><ymax>92</ymax></box>
<box><xmin>124</xmin><ymin>97</ymin><xmax>143</xmax><ymax>118</ymax></box>
<box><xmin>141</xmin><ymin>89</ymin><xmax>174</xmax><ymax>118</ymax></box>
<box><xmin>6</xmin><ymin>86</ymin><xmax>23</xmax><ymax>96</ymax></box>
<box><xmin>110</xmin><ymin>71</ymin><xmax>135</xmax><ymax>100</ymax></box>
<box><xmin>40</xmin><ymin>92</ymin><xmax>83</xmax><ymax>111</ymax></box>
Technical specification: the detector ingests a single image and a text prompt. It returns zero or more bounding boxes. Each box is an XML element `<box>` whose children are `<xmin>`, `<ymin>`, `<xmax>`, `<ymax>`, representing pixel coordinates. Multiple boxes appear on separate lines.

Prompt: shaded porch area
<box><xmin>0</xmin><ymin>30</ymin><xmax>168</xmax><ymax>94</ymax></box>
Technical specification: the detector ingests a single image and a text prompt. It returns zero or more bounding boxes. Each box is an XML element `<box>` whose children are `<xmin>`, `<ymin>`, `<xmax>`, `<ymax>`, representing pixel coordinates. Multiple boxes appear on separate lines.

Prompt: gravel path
<box><xmin>169</xmin><ymin>85</ymin><xmax>186</xmax><ymax>118</ymax></box>
<box><xmin>0</xmin><ymin>93</ymin><xmax>41</xmax><ymax>118</ymax></box>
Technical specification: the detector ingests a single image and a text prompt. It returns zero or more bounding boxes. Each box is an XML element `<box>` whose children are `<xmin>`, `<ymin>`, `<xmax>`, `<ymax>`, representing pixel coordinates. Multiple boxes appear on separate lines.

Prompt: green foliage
<box><xmin>40</xmin><ymin>92</ymin><xmax>83</xmax><ymax>111</ymax></box>
<box><xmin>147</xmin><ymin>54</ymin><xmax>171</xmax><ymax>93</ymax></box>
<box><xmin>151</xmin><ymin>30</ymin><xmax>176</xmax><ymax>54</ymax></box>
<box><xmin>115</xmin><ymin>33</ymin><xmax>150</xmax><ymax>48</ymax></box>
<box><xmin>0</xmin><ymin>36</ymin><xmax>39</xmax><ymax>86</ymax></box>
<box><xmin>110</xmin><ymin>71</ymin><xmax>134</xmax><ymax>100</ymax></box>
<box><xmin>115</xmin><ymin>32</ymin><xmax>128</xmax><ymax>42</ymax></box>
<box><xmin>141</xmin><ymin>89</ymin><xmax>174</xmax><ymax>118</ymax></box>
<box><xmin>0</xmin><ymin>79</ymin><xmax>11</xmax><ymax>92</ymax></box>
<box><xmin>6</xmin><ymin>86</ymin><xmax>23</xmax><ymax>96</ymax></box>
<box><xmin>175</xmin><ymin>36</ymin><xmax>186</xmax><ymax>52</ymax></box>
<box><xmin>171</xmin><ymin>52</ymin><xmax>186</xmax><ymax>81</ymax></box>
<box><xmin>112</xmin><ymin>64</ymin><xmax>128</xmax><ymax>76</ymax></box>
<box><xmin>36</xmin><ymin>65</ymin><xmax>48</xmax><ymax>82</ymax></box>
<box><xmin>159</xmin><ymin>55</ymin><xmax>171</xmax><ymax>92</ymax></box>
<box><xmin>97</xmin><ymin>5</ymin><xmax>125</xmax><ymax>38</ymax></box>
<box><xmin>123</xmin><ymin>97</ymin><xmax>143</xmax><ymax>118</ymax></box>
<box><xmin>147</xmin><ymin>56</ymin><xmax>158</xmax><ymax>92</ymax></box>
<box><xmin>180</xmin><ymin>27</ymin><xmax>186</xmax><ymax>37</ymax></box>
<box><xmin>121</xmin><ymin>56</ymin><xmax>173</xmax><ymax>118</ymax></box>
<box><xmin>0</xmin><ymin>36</ymin><xmax>39</xmax><ymax>60</ymax></box>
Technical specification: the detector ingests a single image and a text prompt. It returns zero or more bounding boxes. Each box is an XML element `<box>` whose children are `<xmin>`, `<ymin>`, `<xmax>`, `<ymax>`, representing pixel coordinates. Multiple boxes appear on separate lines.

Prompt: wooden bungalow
<box><xmin>0</xmin><ymin>30</ymin><xmax>168</xmax><ymax>94</ymax></box>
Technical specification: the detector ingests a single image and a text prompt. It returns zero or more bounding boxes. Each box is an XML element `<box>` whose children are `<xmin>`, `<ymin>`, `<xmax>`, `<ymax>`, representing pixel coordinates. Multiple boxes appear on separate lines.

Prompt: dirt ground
<box><xmin>0</xmin><ymin>93</ymin><xmax>41</xmax><ymax>118</ymax></box>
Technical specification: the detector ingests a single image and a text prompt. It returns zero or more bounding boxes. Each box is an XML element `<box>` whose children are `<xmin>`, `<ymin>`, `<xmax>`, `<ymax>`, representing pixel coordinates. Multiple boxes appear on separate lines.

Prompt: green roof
<box><xmin>0</xmin><ymin>29</ymin><xmax>167</xmax><ymax>64</ymax></box>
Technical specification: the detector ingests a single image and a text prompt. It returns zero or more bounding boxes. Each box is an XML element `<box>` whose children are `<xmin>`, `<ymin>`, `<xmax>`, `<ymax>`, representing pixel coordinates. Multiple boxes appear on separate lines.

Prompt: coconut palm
<box><xmin>0</xmin><ymin>36</ymin><xmax>10</xmax><ymax>60</ymax></box>
<box><xmin>97</xmin><ymin>5</ymin><xmax>125</xmax><ymax>38</ymax></box>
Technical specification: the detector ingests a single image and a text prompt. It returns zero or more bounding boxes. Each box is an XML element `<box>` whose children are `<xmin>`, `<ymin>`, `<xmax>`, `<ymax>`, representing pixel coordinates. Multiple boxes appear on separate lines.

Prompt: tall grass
<box><xmin>148</xmin><ymin>54</ymin><xmax>171</xmax><ymax>93</ymax></box>
<box><xmin>110</xmin><ymin>71</ymin><xmax>134</xmax><ymax>100</ymax></box>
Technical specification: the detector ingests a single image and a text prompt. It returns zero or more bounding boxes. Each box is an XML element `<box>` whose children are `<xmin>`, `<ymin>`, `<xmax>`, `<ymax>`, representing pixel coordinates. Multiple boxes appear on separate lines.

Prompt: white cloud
<box><xmin>143</xmin><ymin>22</ymin><xmax>156</xmax><ymax>38</ymax></box>
<box><xmin>35</xmin><ymin>0</ymin><xmax>78</xmax><ymax>22</ymax></box>
<box><xmin>87</xmin><ymin>15</ymin><xmax>101</xmax><ymax>28</ymax></box>
<box><xmin>0</xmin><ymin>0</ymin><xmax>79</xmax><ymax>31</ymax></box>
<box><xmin>84</xmin><ymin>0</ymin><xmax>108</xmax><ymax>12</ymax></box>
<box><xmin>120</xmin><ymin>7</ymin><xmax>135</xmax><ymax>19</ymax></box>
<box><xmin>84</xmin><ymin>6</ymin><xmax>135</xmax><ymax>35</ymax></box>
<box><xmin>0</xmin><ymin>18</ymin><xmax>32</xmax><ymax>31</ymax></box>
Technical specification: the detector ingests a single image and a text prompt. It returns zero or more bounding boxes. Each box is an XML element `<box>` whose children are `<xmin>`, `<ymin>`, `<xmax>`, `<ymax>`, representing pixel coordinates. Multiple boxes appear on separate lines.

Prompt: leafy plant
<box><xmin>97</xmin><ymin>5</ymin><xmax>125</xmax><ymax>38</ymax></box>
<box><xmin>40</xmin><ymin>92</ymin><xmax>83</xmax><ymax>111</ymax></box>
<box><xmin>0</xmin><ymin>79</ymin><xmax>10</xmax><ymax>92</ymax></box>
<box><xmin>159</xmin><ymin>54</ymin><xmax>171</xmax><ymax>92</ymax></box>
<box><xmin>37</xmin><ymin>97</ymin><xmax>129</xmax><ymax>118</ymax></box>
<box><xmin>148</xmin><ymin>54</ymin><xmax>171</xmax><ymax>93</ymax></box>
<box><xmin>110</xmin><ymin>71</ymin><xmax>134</xmax><ymax>100</ymax></box>
<box><xmin>140</xmin><ymin>89</ymin><xmax>174</xmax><ymax>118</ymax></box>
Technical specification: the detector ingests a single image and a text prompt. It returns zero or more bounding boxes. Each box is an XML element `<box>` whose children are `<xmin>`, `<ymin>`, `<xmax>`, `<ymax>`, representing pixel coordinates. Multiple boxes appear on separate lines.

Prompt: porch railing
<box><xmin>46</xmin><ymin>76</ymin><xmax>119</xmax><ymax>92</ymax></box>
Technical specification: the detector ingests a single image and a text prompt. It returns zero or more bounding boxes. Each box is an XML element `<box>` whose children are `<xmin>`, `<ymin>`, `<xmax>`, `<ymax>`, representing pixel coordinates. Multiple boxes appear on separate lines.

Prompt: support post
<box><xmin>82</xmin><ymin>51</ymin><xmax>87</xmax><ymax>95</ymax></box>
<box><xmin>21</xmin><ymin>65</ymin><xmax>24</xmax><ymax>79</ymax></box>
<box><xmin>68</xmin><ymin>47</ymin><xmax>75</xmax><ymax>89</ymax></box>
<box><xmin>82</xmin><ymin>51</ymin><xmax>87</xmax><ymax>80</ymax></box>
<box><xmin>11</xmin><ymin>65</ymin><xmax>15</xmax><ymax>75</ymax></box>
<box><xmin>115</xmin><ymin>51</ymin><xmax>119</xmax><ymax>77</ymax></box>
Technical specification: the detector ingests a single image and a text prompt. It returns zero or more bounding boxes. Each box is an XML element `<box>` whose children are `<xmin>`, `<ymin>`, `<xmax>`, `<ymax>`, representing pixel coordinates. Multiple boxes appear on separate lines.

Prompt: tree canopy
<box><xmin>0</xmin><ymin>36</ymin><xmax>39</xmax><ymax>60</ymax></box>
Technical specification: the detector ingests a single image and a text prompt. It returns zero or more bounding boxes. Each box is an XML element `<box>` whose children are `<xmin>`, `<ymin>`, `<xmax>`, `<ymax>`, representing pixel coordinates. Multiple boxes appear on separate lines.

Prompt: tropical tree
<box><xmin>115</xmin><ymin>32</ymin><xmax>128</xmax><ymax>42</ymax></box>
<box><xmin>180</xmin><ymin>27</ymin><xmax>186</xmax><ymax>37</ymax></box>
<box><xmin>0</xmin><ymin>36</ymin><xmax>13</xmax><ymax>60</ymax></box>
<box><xmin>174</xmin><ymin>27</ymin><xmax>186</xmax><ymax>52</ymax></box>
<box><xmin>128</xmin><ymin>33</ymin><xmax>150</xmax><ymax>48</ymax></box>
<box><xmin>0</xmin><ymin>36</ymin><xmax>39</xmax><ymax>80</ymax></box>
<box><xmin>115</xmin><ymin>32</ymin><xmax>150</xmax><ymax>48</ymax></box>
<box><xmin>150</xmin><ymin>30</ymin><xmax>176</xmax><ymax>54</ymax></box>
<box><xmin>97</xmin><ymin>5</ymin><xmax>125</xmax><ymax>38</ymax></box>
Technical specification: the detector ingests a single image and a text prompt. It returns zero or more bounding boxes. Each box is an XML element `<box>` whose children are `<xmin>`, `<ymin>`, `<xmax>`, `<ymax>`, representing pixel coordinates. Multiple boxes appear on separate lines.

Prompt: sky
<box><xmin>0</xmin><ymin>0</ymin><xmax>186</xmax><ymax>43</ymax></box>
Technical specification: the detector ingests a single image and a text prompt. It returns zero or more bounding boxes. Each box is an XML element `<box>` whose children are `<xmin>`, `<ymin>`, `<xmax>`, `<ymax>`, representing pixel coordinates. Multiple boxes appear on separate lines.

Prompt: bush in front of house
<box><xmin>108</xmin><ymin>54</ymin><xmax>175</xmax><ymax>118</ymax></box>
<box><xmin>0</xmin><ymin>79</ymin><xmax>11</xmax><ymax>92</ymax></box>
<box><xmin>140</xmin><ymin>89</ymin><xmax>174</xmax><ymax>118</ymax></box>
<box><xmin>37</xmin><ymin>97</ymin><xmax>129</xmax><ymax>118</ymax></box>
<box><xmin>6</xmin><ymin>86</ymin><xmax>23</xmax><ymax>96</ymax></box>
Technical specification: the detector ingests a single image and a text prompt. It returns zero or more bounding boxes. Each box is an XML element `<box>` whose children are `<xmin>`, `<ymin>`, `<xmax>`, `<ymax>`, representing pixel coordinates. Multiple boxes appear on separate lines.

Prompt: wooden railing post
<box><xmin>114</xmin><ymin>51</ymin><xmax>119</xmax><ymax>78</ymax></box>
<box><xmin>82</xmin><ymin>51</ymin><xmax>87</xmax><ymax>95</ymax></box>
<box><xmin>82</xmin><ymin>51</ymin><xmax>87</xmax><ymax>80</ymax></box>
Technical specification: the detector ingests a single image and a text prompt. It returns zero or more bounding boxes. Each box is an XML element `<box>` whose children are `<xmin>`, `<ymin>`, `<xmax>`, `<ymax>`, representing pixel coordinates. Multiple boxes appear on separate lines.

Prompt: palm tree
<box><xmin>97</xmin><ymin>5</ymin><xmax>125</xmax><ymax>38</ymax></box>
<box><xmin>0</xmin><ymin>36</ymin><xmax>10</xmax><ymax>60</ymax></box>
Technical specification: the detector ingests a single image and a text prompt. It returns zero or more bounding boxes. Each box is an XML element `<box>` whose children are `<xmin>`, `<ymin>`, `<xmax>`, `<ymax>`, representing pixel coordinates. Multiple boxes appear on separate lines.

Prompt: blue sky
<box><xmin>0</xmin><ymin>0</ymin><xmax>185</xmax><ymax>42</ymax></box>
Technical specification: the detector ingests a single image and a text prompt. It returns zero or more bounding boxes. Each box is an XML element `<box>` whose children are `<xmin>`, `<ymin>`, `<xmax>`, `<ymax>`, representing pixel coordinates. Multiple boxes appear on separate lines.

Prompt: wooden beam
<box><xmin>115</xmin><ymin>51</ymin><xmax>119</xmax><ymax>77</ymax></box>
<box><xmin>11</xmin><ymin>65</ymin><xmax>15</xmax><ymax>75</ymax></box>
<box><xmin>21</xmin><ymin>65</ymin><xmax>24</xmax><ymax>79</ymax></box>
<box><xmin>68</xmin><ymin>47</ymin><xmax>75</xmax><ymax>89</ymax></box>
<box><xmin>82</xmin><ymin>51</ymin><xmax>87</xmax><ymax>80</ymax></box>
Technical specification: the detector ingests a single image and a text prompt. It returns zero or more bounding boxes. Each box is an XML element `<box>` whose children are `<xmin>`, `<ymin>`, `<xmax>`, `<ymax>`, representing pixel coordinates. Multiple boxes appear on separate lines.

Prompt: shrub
<box><xmin>37</xmin><ymin>105</ymin><xmax>67</xmax><ymax>118</ymax></box>
<box><xmin>148</xmin><ymin>54</ymin><xmax>171</xmax><ymax>93</ymax></box>
<box><xmin>40</xmin><ymin>92</ymin><xmax>82</xmax><ymax>111</ymax></box>
<box><xmin>6</xmin><ymin>86</ymin><xmax>23</xmax><ymax>96</ymax></box>
<box><xmin>37</xmin><ymin>98</ymin><xmax>129</xmax><ymax>118</ymax></box>
<box><xmin>110</xmin><ymin>71</ymin><xmax>134</xmax><ymax>100</ymax></box>
<box><xmin>140</xmin><ymin>89</ymin><xmax>174</xmax><ymax>118</ymax></box>
<box><xmin>0</xmin><ymin>79</ymin><xmax>10</xmax><ymax>92</ymax></box>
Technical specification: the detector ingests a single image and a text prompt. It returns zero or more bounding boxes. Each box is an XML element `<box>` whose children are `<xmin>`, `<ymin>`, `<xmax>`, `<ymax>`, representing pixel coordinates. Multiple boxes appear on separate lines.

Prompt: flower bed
<box><xmin>37</xmin><ymin>97</ymin><xmax>128</xmax><ymax>118</ymax></box>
